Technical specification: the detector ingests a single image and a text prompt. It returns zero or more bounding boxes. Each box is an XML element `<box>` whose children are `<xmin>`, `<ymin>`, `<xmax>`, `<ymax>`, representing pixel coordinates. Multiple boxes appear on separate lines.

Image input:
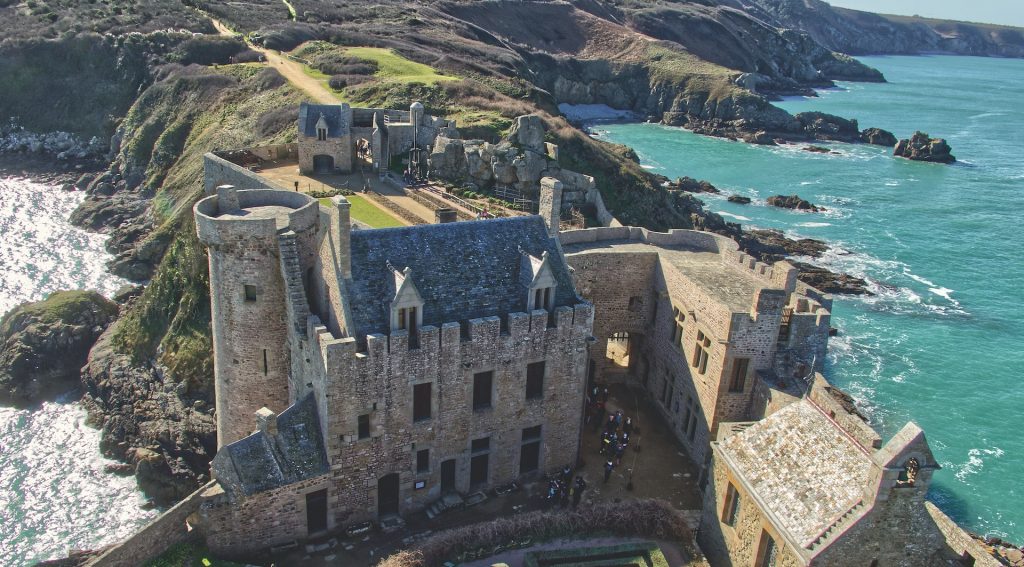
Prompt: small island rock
<box><xmin>860</xmin><ymin>127</ymin><xmax>898</xmax><ymax>147</ymax></box>
<box><xmin>766</xmin><ymin>194</ymin><xmax>825</xmax><ymax>212</ymax></box>
<box><xmin>894</xmin><ymin>131</ymin><xmax>955</xmax><ymax>163</ymax></box>
<box><xmin>0</xmin><ymin>290</ymin><xmax>118</xmax><ymax>405</ymax></box>
<box><xmin>728</xmin><ymin>195</ymin><xmax>752</xmax><ymax>204</ymax></box>
<box><xmin>669</xmin><ymin>176</ymin><xmax>719</xmax><ymax>194</ymax></box>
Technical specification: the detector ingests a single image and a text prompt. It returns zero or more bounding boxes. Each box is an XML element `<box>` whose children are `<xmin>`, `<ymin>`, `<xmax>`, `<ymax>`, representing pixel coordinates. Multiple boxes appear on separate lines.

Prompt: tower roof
<box><xmin>299</xmin><ymin>102</ymin><xmax>347</xmax><ymax>138</ymax></box>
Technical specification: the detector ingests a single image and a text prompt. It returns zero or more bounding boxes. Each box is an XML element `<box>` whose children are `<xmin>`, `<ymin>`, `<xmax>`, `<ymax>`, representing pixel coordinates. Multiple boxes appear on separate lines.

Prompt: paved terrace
<box><xmin>562</xmin><ymin>239</ymin><xmax>767</xmax><ymax>313</ymax></box>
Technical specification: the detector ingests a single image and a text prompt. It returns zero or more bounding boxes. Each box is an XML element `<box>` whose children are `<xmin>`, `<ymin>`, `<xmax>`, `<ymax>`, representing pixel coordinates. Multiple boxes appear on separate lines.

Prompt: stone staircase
<box><xmin>277</xmin><ymin>230</ymin><xmax>311</xmax><ymax>337</ymax></box>
<box><xmin>805</xmin><ymin>500</ymin><xmax>868</xmax><ymax>551</ymax></box>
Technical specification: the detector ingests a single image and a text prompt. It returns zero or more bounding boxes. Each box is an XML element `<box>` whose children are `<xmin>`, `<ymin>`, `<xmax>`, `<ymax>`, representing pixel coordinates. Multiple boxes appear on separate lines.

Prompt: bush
<box><xmin>255</xmin><ymin>104</ymin><xmax>297</xmax><ymax>138</ymax></box>
<box><xmin>377</xmin><ymin>499</ymin><xmax>694</xmax><ymax>567</ymax></box>
<box><xmin>327</xmin><ymin>73</ymin><xmax>371</xmax><ymax>90</ymax></box>
<box><xmin>173</xmin><ymin>36</ymin><xmax>246</xmax><ymax>66</ymax></box>
<box><xmin>253</xmin><ymin>67</ymin><xmax>287</xmax><ymax>91</ymax></box>
<box><xmin>230</xmin><ymin>49</ymin><xmax>263</xmax><ymax>64</ymax></box>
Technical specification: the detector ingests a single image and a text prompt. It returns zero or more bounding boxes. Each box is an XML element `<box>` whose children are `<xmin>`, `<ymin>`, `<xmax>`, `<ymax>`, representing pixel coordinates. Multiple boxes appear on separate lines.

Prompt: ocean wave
<box><xmin>795</xmin><ymin>222</ymin><xmax>832</xmax><ymax>227</ymax></box>
<box><xmin>952</xmin><ymin>446</ymin><xmax>1005</xmax><ymax>482</ymax></box>
<box><xmin>718</xmin><ymin>211</ymin><xmax>752</xmax><ymax>221</ymax></box>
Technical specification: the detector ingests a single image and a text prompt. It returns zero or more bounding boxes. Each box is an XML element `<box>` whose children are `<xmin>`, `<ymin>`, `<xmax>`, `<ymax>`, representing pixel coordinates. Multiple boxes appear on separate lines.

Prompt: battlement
<box><xmin>195</xmin><ymin>186</ymin><xmax>318</xmax><ymax>245</ymax></box>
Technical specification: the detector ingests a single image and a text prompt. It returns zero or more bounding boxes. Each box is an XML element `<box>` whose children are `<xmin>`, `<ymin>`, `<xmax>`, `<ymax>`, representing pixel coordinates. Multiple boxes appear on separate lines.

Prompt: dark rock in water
<box><xmin>742</xmin><ymin>229</ymin><xmax>828</xmax><ymax>259</ymax></box>
<box><xmin>669</xmin><ymin>176</ymin><xmax>719</xmax><ymax>194</ymax></box>
<box><xmin>829</xmin><ymin>327</ymin><xmax>839</xmax><ymax>337</ymax></box>
<box><xmin>860</xmin><ymin>127</ymin><xmax>897</xmax><ymax>147</ymax></box>
<box><xmin>81</xmin><ymin>327</ymin><xmax>216</xmax><ymax>505</ymax></box>
<box><xmin>792</xmin><ymin>262</ymin><xmax>871</xmax><ymax>295</ymax></box>
<box><xmin>894</xmin><ymin>131</ymin><xmax>956</xmax><ymax>163</ymax></box>
<box><xmin>104</xmin><ymin>462</ymin><xmax>135</xmax><ymax>476</ymax></box>
<box><xmin>766</xmin><ymin>194</ymin><xmax>825</xmax><ymax>212</ymax></box>
<box><xmin>744</xmin><ymin>131</ymin><xmax>776</xmax><ymax>145</ymax></box>
<box><xmin>728</xmin><ymin>195</ymin><xmax>752</xmax><ymax>204</ymax></box>
<box><xmin>803</xmin><ymin>145</ymin><xmax>831</xmax><ymax>153</ymax></box>
<box><xmin>0</xmin><ymin>291</ymin><xmax>118</xmax><ymax>405</ymax></box>
<box><xmin>795</xmin><ymin>111</ymin><xmax>860</xmax><ymax>142</ymax></box>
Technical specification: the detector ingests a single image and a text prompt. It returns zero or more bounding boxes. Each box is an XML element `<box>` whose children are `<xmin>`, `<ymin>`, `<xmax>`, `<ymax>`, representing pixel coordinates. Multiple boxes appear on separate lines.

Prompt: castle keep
<box><xmin>191</xmin><ymin>180</ymin><xmax>592</xmax><ymax>553</ymax></box>
<box><xmin>94</xmin><ymin>106</ymin><xmax>996</xmax><ymax>567</ymax></box>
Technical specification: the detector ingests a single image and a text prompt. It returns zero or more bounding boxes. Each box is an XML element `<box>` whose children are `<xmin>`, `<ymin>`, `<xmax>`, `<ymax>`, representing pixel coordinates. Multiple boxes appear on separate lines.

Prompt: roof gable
<box><xmin>299</xmin><ymin>102</ymin><xmax>348</xmax><ymax>138</ymax></box>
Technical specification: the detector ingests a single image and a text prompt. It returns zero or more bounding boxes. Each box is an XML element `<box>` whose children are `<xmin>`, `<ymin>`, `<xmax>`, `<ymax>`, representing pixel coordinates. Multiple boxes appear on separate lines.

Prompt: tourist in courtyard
<box><xmin>572</xmin><ymin>476</ymin><xmax>587</xmax><ymax>507</ymax></box>
<box><xmin>604</xmin><ymin>459</ymin><xmax>615</xmax><ymax>483</ymax></box>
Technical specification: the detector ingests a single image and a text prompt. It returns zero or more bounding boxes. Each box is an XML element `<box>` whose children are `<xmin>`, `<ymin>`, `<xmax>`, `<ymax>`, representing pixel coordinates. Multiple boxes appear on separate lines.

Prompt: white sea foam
<box><xmin>718</xmin><ymin>211</ymin><xmax>752</xmax><ymax>221</ymax></box>
<box><xmin>558</xmin><ymin>103</ymin><xmax>637</xmax><ymax>122</ymax></box>
<box><xmin>796</xmin><ymin>222</ymin><xmax>831</xmax><ymax>227</ymax></box>
<box><xmin>954</xmin><ymin>446</ymin><xmax>1005</xmax><ymax>482</ymax></box>
<box><xmin>928</xmin><ymin>287</ymin><xmax>956</xmax><ymax>302</ymax></box>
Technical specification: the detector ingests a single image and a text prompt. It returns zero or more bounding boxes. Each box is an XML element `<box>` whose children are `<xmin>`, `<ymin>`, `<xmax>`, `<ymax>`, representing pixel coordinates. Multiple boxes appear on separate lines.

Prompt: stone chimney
<box><xmin>216</xmin><ymin>184</ymin><xmax>240</xmax><ymax>212</ymax></box>
<box><xmin>329</xmin><ymin>195</ymin><xmax>352</xmax><ymax>279</ymax></box>
<box><xmin>539</xmin><ymin>177</ymin><xmax>563</xmax><ymax>238</ymax></box>
<box><xmin>255</xmin><ymin>407</ymin><xmax>277</xmax><ymax>437</ymax></box>
<box><xmin>435</xmin><ymin>208</ymin><xmax>457</xmax><ymax>224</ymax></box>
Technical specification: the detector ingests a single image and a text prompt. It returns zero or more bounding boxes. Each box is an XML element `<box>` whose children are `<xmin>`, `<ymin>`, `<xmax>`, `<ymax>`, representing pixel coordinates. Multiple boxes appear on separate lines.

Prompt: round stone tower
<box><xmin>194</xmin><ymin>185</ymin><xmax>319</xmax><ymax>447</ymax></box>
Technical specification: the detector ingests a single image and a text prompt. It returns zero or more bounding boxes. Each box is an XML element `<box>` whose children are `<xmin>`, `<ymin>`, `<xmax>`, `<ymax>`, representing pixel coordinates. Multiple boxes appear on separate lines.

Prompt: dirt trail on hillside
<box><xmin>209</xmin><ymin>17</ymin><xmax>339</xmax><ymax>104</ymax></box>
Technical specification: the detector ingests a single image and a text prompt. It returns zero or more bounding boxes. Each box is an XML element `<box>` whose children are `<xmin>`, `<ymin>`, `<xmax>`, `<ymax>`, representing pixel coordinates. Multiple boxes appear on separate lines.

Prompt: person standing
<box><xmin>604</xmin><ymin>459</ymin><xmax>615</xmax><ymax>483</ymax></box>
<box><xmin>572</xmin><ymin>475</ymin><xmax>587</xmax><ymax>507</ymax></box>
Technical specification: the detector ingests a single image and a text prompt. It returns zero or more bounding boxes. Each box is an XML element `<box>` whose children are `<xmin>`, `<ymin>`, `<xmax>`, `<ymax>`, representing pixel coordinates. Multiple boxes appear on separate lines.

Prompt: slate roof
<box><xmin>717</xmin><ymin>400</ymin><xmax>873</xmax><ymax>547</ymax></box>
<box><xmin>347</xmin><ymin>216</ymin><xmax>579</xmax><ymax>341</ymax></box>
<box><xmin>299</xmin><ymin>102</ymin><xmax>347</xmax><ymax>138</ymax></box>
<box><xmin>214</xmin><ymin>393</ymin><xmax>329</xmax><ymax>496</ymax></box>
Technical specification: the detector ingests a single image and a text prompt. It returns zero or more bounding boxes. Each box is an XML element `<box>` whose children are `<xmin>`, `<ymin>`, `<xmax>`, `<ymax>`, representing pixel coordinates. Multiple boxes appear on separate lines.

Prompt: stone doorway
<box><xmin>378</xmin><ymin>473</ymin><xmax>400</xmax><ymax>518</ymax></box>
<box><xmin>440</xmin><ymin>459</ymin><xmax>456</xmax><ymax>494</ymax></box>
<box><xmin>312</xmin><ymin>154</ymin><xmax>334</xmax><ymax>174</ymax></box>
<box><xmin>606</xmin><ymin>332</ymin><xmax>632</xmax><ymax>369</ymax></box>
<box><xmin>305</xmin><ymin>489</ymin><xmax>328</xmax><ymax>535</ymax></box>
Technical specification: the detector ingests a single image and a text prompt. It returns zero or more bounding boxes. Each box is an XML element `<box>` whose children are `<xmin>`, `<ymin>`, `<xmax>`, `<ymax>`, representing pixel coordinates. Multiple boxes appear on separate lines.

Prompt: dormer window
<box><xmin>315</xmin><ymin>113</ymin><xmax>329</xmax><ymax>141</ymax></box>
<box><xmin>389</xmin><ymin>263</ymin><xmax>424</xmax><ymax>346</ymax></box>
<box><xmin>521</xmin><ymin>249</ymin><xmax>557</xmax><ymax>312</ymax></box>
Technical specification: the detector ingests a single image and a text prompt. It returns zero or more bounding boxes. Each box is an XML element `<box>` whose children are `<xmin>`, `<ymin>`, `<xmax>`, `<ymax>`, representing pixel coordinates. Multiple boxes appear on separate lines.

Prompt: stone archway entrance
<box><xmin>378</xmin><ymin>473</ymin><xmax>400</xmax><ymax>519</ymax></box>
<box><xmin>606</xmin><ymin>332</ymin><xmax>632</xmax><ymax>369</ymax></box>
<box><xmin>313</xmin><ymin>154</ymin><xmax>334</xmax><ymax>174</ymax></box>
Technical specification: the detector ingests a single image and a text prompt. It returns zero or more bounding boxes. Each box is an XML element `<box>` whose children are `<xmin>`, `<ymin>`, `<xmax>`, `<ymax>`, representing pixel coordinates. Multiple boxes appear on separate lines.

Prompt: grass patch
<box><xmin>342</xmin><ymin>47</ymin><xmax>457</xmax><ymax>85</ymax></box>
<box><xmin>146</xmin><ymin>541</ymin><xmax>247</xmax><ymax>567</ymax></box>
<box><xmin>320</xmin><ymin>195</ymin><xmax>404</xmax><ymax>228</ymax></box>
<box><xmin>0</xmin><ymin>290</ymin><xmax>116</xmax><ymax>334</ymax></box>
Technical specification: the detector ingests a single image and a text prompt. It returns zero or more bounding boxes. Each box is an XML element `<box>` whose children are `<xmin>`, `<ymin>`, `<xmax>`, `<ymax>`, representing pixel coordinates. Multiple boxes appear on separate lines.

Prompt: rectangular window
<box><xmin>692</xmin><ymin>331</ymin><xmax>711</xmax><ymax>374</ymax></box>
<box><xmin>244</xmin><ymin>284</ymin><xmax>257</xmax><ymax>302</ymax></box>
<box><xmin>416</xmin><ymin>449</ymin><xmax>430</xmax><ymax>474</ymax></box>
<box><xmin>358</xmin><ymin>414</ymin><xmax>370</xmax><ymax>439</ymax></box>
<box><xmin>262</xmin><ymin>349</ymin><xmax>268</xmax><ymax>375</ymax></box>
<box><xmin>473</xmin><ymin>371</ymin><xmax>493</xmax><ymax>410</ymax></box>
<box><xmin>667</xmin><ymin>383</ymin><xmax>674</xmax><ymax>410</ymax></box>
<box><xmin>758</xmin><ymin>531</ymin><xmax>778</xmax><ymax>567</ymax></box>
<box><xmin>723</xmin><ymin>483</ymin><xmax>741</xmax><ymax>526</ymax></box>
<box><xmin>526</xmin><ymin>361</ymin><xmax>545</xmax><ymax>400</ymax></box>
<box><xmin>398</xmin><ymin>306</ymin><xmax>418</xmax><ymax>333</ymax></box>
<box><xmin>471</xmin><ymin>437</ymin><xmax>490</xmax><ymax>453</ymax></box>
<box><xmin>661</xmin><ymin>376</ymin><xmax>669</xmax><ymax>405</ymax></box>
<box><xmin>520</xmin><ymin>426</ymin><xmax>542</xmax><ymax>474</ymax></box>
<box><xmin>730</xmin><ymin>358</ymin><xmax>750</xmax><ymax>393</ymax></box>
<box><xmin>413</xmin><ymin>382</ymin><xmax>432</xmax><ymax>422</ymax></box>
<box><xmin>688</xmin><ymin>413</ymin><xmax>698</xmax><ymax>441</ymax></box>
<box><xmin>671</xmin><ymin>307</ymin><xmax>685</xmax><ymax>348</ymax></box>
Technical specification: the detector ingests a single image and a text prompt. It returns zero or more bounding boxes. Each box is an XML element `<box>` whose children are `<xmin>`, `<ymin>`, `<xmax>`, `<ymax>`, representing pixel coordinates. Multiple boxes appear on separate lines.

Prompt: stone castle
<box><xmin>86</xmin><ymin>102</ymin><xmax>1001</xmax><ymax>567</ymax></box>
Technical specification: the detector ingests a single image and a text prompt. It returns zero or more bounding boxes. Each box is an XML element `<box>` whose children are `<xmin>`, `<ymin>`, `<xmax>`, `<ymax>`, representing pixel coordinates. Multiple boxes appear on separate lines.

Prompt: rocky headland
<box><xmin>894</xmin><ymin>131</ymin><xmax>956</xmax><ymax>163</ymax></box>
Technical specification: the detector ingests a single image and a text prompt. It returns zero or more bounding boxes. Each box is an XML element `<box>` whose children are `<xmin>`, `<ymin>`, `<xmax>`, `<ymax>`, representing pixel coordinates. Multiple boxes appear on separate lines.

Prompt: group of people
<box><xmin>545</xmin><ymin>465</ymin><xmax>588</xmax><ymax>508</ymax></box>
<box><xmin>584</xmin><ymin>384</ymin><xmax>635</xmax><ymax>483</ymax></box>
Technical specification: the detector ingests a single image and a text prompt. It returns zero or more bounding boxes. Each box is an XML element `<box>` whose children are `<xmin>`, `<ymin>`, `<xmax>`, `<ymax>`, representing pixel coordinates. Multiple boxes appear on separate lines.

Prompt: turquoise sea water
<box><xmin>597</xmin><ymin>55</ymin><xmax>1024</xmax><ymax>541</ymax></box>
<box><xmin>0</xmin><ymin>178</ymin><xmax>154</xmax><ymax>565</ymax></box>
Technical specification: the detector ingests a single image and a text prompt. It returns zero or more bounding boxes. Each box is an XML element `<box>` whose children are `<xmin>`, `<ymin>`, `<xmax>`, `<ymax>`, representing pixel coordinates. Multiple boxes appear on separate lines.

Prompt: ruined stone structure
<box><xmin>297</xmin><ymin>101</ymin><xmax>448</xmax><ymax>175</ymax></box>
<box><xmin>190</xmin><ymin>181</ymin><xmax>593</xmax><ymax>554</ymax></box>
<box><xmin>698</xmin><ymin>374</ymin><xmax>988</xmax><ymax>566</ymax></box>
<box><xmin>560</xmin><ymin>225</ymin><xmax>831</xmax><ymax>468</ymax></box>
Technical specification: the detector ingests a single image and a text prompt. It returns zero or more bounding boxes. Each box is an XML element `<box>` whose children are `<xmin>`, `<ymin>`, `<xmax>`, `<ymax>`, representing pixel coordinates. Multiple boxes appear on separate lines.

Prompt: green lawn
<box><xmin>319</xmin><ymin>195</ymin><xmax>404</xmax><ymax>228</ymax></box>
<box><xmin>343</xmin><ymin>47</ymin><xmax>457</xmax><ymax>85</ymax></box>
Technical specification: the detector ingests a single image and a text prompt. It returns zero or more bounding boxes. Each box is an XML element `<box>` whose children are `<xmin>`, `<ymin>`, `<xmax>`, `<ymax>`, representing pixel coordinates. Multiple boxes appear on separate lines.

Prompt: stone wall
<box><xmin>926</xmin><ymin>502</ymin><xmax>1003</xmax><ymax>567</ymax></box>
<box><xmin>197</xmin><ymin>476</ymin><xmax>331</xmax><ymax>557</ymax></box>
<box><xmin>298</xmin><ymin>133</ymin><xmax>353</xmax><ymax>174</ymax></box>
<box><xmin>247</xmin><ymin>143</ymin><xmax>298</xmax><ymax>162</ymax></box>
<box><xmin>300</xmin><ymin>303</ymin><xmax>594</xmax><ymax>527</ymax></box>
<box><xmin>86</xmin><ymin>481</ymin><xmax>215</xmax><ymax>567</ymax></box>
<box><xmin>203</xmin><ymin>152</ymin><xmax>281</xmax><ymax>194</ymax></box>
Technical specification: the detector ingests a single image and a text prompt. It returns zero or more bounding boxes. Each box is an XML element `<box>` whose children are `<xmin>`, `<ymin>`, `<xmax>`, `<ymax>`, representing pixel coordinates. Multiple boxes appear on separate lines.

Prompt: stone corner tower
<box><xmin>194</xmin><ymin>185</ymin><xmax>319</xmax><ymax>448</ymax></box>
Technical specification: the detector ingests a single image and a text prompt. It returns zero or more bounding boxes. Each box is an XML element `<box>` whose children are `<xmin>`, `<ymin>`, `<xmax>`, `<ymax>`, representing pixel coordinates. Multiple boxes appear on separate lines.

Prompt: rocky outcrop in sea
<box><xmin>0</xmin><ymin>291</ymin><xmax>118</xmax><ymax>405</ymax></box>
<box><xmin>894</xmin><ymin>131</ymin><xmax>956</xmax><ymax>163</ymax></box>
<box><xmin>767</xmin><ymin>194</ymin><xmax>825</xmax><ymax>212</ymax></box>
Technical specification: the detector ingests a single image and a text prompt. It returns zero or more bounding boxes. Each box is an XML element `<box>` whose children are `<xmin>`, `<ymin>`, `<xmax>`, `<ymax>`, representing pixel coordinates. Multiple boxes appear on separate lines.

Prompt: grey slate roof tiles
<box><xmin>299</xmin><ymin>102</ymin><xmax>347</xmax><ymax>138</ymax></box>
<box><xmin>217</xmin><ymin>393</ymin><xmax>329</xmax><ymax>496</ymax></box>
<box><xmin>347</xmin><ymin>216</ymin><xmax>579</xmax><ymax>342</ymax></box>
